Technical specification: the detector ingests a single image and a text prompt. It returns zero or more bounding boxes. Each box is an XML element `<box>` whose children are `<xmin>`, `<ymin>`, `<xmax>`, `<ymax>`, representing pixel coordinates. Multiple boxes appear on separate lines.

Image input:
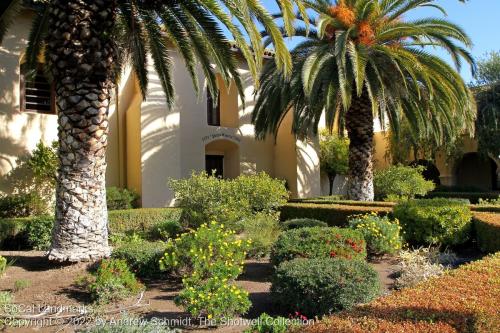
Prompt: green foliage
<box><xmin>0</xmin><ymin>291</ymin><xmax>12</xmax><ymax>305</ymax></box>
<box><xmin>87</xmin><ymin>259</ymin><xmax>144</xmax><ymax>304</ymax></box>
<box><xmin>426</xmin><ymin>191</ymin><xmax>499</xmax><ymax>204</ymax></box>
<box><xmin>270</xmin><ymin>227</ymin><xmax>366</xmax><ymax>267</ymax></box>
<box><xmin>280</xmin><ymin>203</ymin><xmax>392</xmax><ymax>227</ymax></box>
<box><xmin>319</xmin><ymin>130</ymin><xmax>349</xmax><ymax>177</ymax></box>
<box><xmin>282</xmin><ymin>218</ymin><xmax>328</xmax><ymax>230</ymax></box>
<box><xmin>80</xmin><ymin>313</ymin><xmax>177</xmax><ymax>333</ymax></box>
<box><xmin>0</xmin><ymin>256</ymin><xmax>6</xmax><ymax>276</ymax></box>
<box><xmin>0</xmin><ymin>141</ymin><xmax>57</xmax><ymax>216</ymax></box>
<box><xmin>0</xmin><ymin>218</ymin><xmax>30</xmax><ymax>249</ymax></box>
<box><xmin>25</xmin><ymin>215</ymin><xmax>53</xmax><ymax>250</ymax></box>
<box><xmin>393</xmin><ymin>199</ymin><xmax>473</xmax><ymax>246</ymax></box>
<box><xmin>0</xmin><ymin>193</ymin><xmax>47</xmax><ymax>218</ymax></box>
<box><xmin>112</xmin><ymin>240</ymin><xmax>167</xmax><ymax>278</ymax></box>
<box><xmin>244</xmin><ymin>313</ymin><xmax>300</xmax><ymax>333</ymax></box>
<box><xmin>169</xmin><ymin>171</ymin><xmax>288</xmax><ymax>229</ymax></box>
<box><xmin>13</xmin><ymin>279</ymin><xmax>31</xmax><ymax>292</ymax></box>
<box><xmin>348</xmin><ymin>213</ymin><xmax>403</xmax><ymax>255</ymax></box>
<box><xmin>374</xmin><ymin>165</ymin><xmax>435</xmax><ymax>201</ymax></box>
<box><xmin>106</xmin><ymin>187</ymin><xmax>139</xmax><ymax>211</ymax></box>
<box><xmin>148</xmin><ymin>219</ymin><xmax>183</xmax><ymax>240</ymax></box>
<box><xmin>475</xmin><ymin>51</ymin><xmax>500</xmax><ymax>85</ymax></box>
<box><xmin>478</xmin><ymin>196</ymin><xmax>500</xmax><ymax>206</ymax></box>
<box><xmin>271</xmin><ymin>258</ymin><xmax>380</xmax><ymax>317</ymax></box>
<box><xmin>239</xmin><ymin>213</ymin><xmax>282</xmax><ymax>258</ymax></box>
<box><xmin>473</xmin><ymin>213</ymin><xmax>500</xmax><ymax>253</ymax></box>
<box><xmin>107</xmin><ymin>208</ymin><xmax>181</xmax><ymax>237</ymax></box>
<box><xmin>160</xmin><ymin>222</ymin><xmax>251</xmax><ymax>320</ymax></box>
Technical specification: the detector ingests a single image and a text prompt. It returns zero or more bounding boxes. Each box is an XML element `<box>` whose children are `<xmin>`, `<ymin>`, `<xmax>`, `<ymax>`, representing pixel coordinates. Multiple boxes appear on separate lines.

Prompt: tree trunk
<box><xmin>328</xmin><ymin>173</ymin><xmax>336</xmax><ymax>196</ymax></box>
<box><xmin>346</xmin><ymin>90</ymin><xmax>374</xmax><ymax>201</ymax></box>
<box><xmin>46</xmin><ymin>0</ymin><xmax>117</xmax><ymax>262</ymax></box>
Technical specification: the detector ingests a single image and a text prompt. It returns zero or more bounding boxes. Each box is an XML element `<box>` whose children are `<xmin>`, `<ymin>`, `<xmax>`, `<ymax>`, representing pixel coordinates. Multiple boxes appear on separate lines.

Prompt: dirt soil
<box><xmin>0</xmin><ymin>251</ymin><xmax>400</xmax><ymax>333</ymax></box>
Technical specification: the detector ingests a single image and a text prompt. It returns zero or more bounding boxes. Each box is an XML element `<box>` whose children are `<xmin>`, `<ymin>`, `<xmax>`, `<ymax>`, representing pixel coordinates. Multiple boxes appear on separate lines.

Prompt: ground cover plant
<box><xmin>298</xmin><ymin>253</ymin><xmax>500</xmax><ymax>333</ymax></box>
<box><xmin>348</xmin><ymin>213</ymin><xmax>403</xmax><ymax>255</ymax></box>
<box><xmin>282</xmin><ymin>218</ymin><xmax>328</xmax><ymax>230</ymax></box>
<box><xmin>272</xmin><ymin>257</ymin><xmax>380</xmax><ymax>317</ymax></box>
<box><xmin>270</xmin><ymin>227</ymin><xmax>366</xmax><ymax>266</ymax></box>
<box><xmin>160</xmin><ymin>222</ymin><xmax>251</xmax><ymax>320</ymax></box>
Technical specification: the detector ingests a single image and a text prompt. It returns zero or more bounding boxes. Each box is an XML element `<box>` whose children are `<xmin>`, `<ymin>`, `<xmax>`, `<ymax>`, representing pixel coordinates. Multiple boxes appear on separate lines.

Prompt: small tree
<box><xmin>319</xmin><ymin>130</ymin><xmax>349</xmax><ymax>195</ymax></box>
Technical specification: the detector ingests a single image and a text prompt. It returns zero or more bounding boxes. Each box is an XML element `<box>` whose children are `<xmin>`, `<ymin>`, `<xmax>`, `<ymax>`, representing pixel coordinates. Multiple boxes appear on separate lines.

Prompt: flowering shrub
<box><xmin>348</xmin><ymin>213</ymin><xmax>403</xmax><ymax>255</ymax></box>
<box><xmin>272</xmin><ymin>258</ymin><xmax>380</xmax><ymax>317</ymax></box>
<box><xmin>160</xmin><ymin>222</ymin><xmax>251</xmax><ymax>320</ymax></box>
<box><xmin>393</xmin><ymin>199</ymin><xmax>473</xmax><ymax>246</ymax></box>
<box><xmin>270</xmin><ymin>227</ymin><xmax>366</xmax><ymax>266</ymax></box>
<box><xmin>168</xmin><ymin>171</ymin><xmax>288</xmax><ymax>229</ymax></box>
<box><xmin>86</xmin><ymin>259</ymin><xmax>144</xmax><ymax>304</ymax></box>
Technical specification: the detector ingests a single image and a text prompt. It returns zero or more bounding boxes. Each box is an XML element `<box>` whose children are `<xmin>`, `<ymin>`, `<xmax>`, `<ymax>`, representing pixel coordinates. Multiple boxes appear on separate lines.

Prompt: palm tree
<box><xmin>253</xmin><ymin>0</ymin><xmax>476</xmax><ymax>201</ymax></box>
<box><xmin>0</xmin><ymin>0</ymin><xmax>302</xmax><ymax>262</ymax></box>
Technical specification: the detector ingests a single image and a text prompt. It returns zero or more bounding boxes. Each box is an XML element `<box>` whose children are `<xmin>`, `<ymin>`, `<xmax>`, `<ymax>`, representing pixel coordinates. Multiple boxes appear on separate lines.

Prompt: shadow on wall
<box><xmin>320</xmin><ymin>172</ymin><xmax>348</xmax><ymax>196</ymax></box>
<box><xmin>454</xmin><ymin>153</ymin><xmax>499</xmax><ymax>191</ymax></box>
<box><xmin>296</xmin><ymin>139</ymin><xmax>321</xmax><ymax>198</ymax></box>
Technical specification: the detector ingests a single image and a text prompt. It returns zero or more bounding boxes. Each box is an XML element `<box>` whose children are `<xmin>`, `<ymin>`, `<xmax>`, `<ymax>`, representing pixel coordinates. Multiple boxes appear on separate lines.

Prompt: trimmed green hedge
<box><xmin>473</xmin><ymin>212</ymin><xmax>500</xmax><ymax>253</ymax></box>
<box><xmin>425</xmin><ymin>191</ymin><xmax>500</xmax><ymax>204</ymax></box>
<box><xmin>280</xmin><ymin>203</ymin><xmax>391</xmax><ymax>227</ymax></box>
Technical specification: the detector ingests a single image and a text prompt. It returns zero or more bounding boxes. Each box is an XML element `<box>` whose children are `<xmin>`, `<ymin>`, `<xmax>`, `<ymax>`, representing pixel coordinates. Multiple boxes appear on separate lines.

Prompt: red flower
<box><xmin>330</xmin><ymin>250</ymin><xmax>337</xmax><ymax>257</ymax></box>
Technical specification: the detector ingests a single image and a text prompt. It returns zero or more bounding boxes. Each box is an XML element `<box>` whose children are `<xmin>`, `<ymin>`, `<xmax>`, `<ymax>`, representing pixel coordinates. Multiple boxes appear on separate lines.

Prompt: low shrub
<box><xmin>244</xmin><ymin>313</ymin><xmax>302</xmax><ymax>333</ymax></box>
<box><xmin>393</xmin><ymin>199</ymin><xmax>473</xmax><ymax>247</ymax></box>
<box><xmin>0</xmin><ymin>218</ymin><xmax>30</xmax><ymax>249</ymax></box>
<box><xmin>280</xmin><ymin>203</ymin><xmax>391</xmax><ymax>227</ymax></box>
<box><xmin>25</xmin><ymin>215</ymin><xmax>53</xmax><ymax>250</ymax></box>
<box><xmin>478</xmin><ymin>195</ymin><xmax>500</xmax><ymax>206</ymax></box>
<box><xmin>112</xmin><ymin>240</ymin><xmax>167</xmax><ymax>278</ymax></box>
<box><xmin>425</xmin><ymin>191</ymin><xmax>500</xmax><ymax>204</ymax></box>
<box><xmin>348</xmin><ymin>213</ymin><xmax>403</xmax><ymax>255</ymax></box>
<box><xmin>148</xmin><ymin>219</ymin><xmax>183</xmax><ymax>240</ymax></box>
<box><xmin>394</xmin><ymin>247</ymin><xmax>449</xmax><ymax>290</ymax></box>
<box><xmin>106</xmin><ymin>187</ymin><xmax>140</xmax><ymax>211</ymax></box>
<box><xmin>290</xmin><ymin>198</ymin><xmax>395</xmax><ymax>207</ymax></box>
<box><xmin>160</xmin><ymin>222</ymin><xmax>251</xmax><ymax>320</ymax></box>
<box><xmin>272</xmin><ymin>258</ymin><xmax>380</xmax><ymax>317</ymax></box>
<box><xmin>298</xmin><ymin>253</ymin><xmax>500</xmax><ymax>333</ymax></box>
<box><xmin>0</xmin><ymin>193</ymin><xmax>47</xmax><ymax>218</ymax></box>
<box><xmin>108</xmin><ymin>208</ymin><xmax>181</xmax><ymax>237</ymax></box>
<box><xmin>169</xmin><ymin>171</ymin><xmax>288</xmax><ymax>229</ymax></box>
<box><xmin>86</xmin><ymin>259</ymin><xmax>144</xmax><ymax>304</ymax></box>
<box><xmin>0</xmin><ymin>256</ymin><xmax>6</xmax><ymax>276</ymax></box>
<box><xmin>270</xmin><ymin>227</ymin><xmax>366</xmax><ymax>267</ymax></box>
<box><xmin>239</xmin><ymin>213</ymin><xmax>282</xmax><ymax>258</ymax></box>
<box><xmin>473</xmin><ymin>212</ymin><xmax>500</xmax><ymax>253</ymax></box>
<box><xmin>374</xmin><ymin>165</ymin><xmax>435</xmax><ymax>201</ymax></box>
<box><xmin>282</xmin><ymin>218</ymin><xmax>328</xmax><ymax>230</ymax></box>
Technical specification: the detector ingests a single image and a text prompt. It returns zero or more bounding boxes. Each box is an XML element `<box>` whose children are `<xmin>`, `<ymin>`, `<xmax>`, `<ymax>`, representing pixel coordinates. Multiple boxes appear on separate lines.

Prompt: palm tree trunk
<box><xmin>46</xmin><ymin>0</ymin><xmax>116</xmax><ymax>261</ymax></box>
<box><xmin>346</xmin><ymin>91</ymin><xmax>374</xmax><ymax>201</ymax></box>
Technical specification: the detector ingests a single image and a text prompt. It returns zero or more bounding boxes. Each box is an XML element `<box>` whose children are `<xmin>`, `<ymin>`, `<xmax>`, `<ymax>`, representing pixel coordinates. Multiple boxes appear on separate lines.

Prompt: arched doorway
<box><xmin>455</xmin><ymin>153</ymin><xmax>498</xmax><ymax>190</ymax></box>
<box><xmin>409</xmin><ymin>159</ymin><xmax>441</xmax><ymax>186</ymax></box>
<box><xmin>204</xmin><ymin>139</ymin><xmax>240</xmax><ymax>179</ymax></box>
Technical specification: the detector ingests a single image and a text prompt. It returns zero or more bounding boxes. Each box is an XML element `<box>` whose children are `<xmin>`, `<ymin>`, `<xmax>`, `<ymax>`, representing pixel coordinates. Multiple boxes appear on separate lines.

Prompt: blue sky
<box><xmin>253</xmin><ymin>0</ymin><xmax>500</xmax><ymax>82</ymax></box>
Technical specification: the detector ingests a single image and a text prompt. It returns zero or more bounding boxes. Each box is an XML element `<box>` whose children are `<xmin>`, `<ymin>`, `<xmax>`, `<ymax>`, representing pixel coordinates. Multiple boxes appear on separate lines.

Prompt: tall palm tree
<box><xmin>0</xmin><ymin>0</ymin><xmax>302</xmax><ymax>262</ymax></box>
<box><xmin>253</xmin><ymin>0</ymin><xmax>476</xmax><ymax>201</ymax></box>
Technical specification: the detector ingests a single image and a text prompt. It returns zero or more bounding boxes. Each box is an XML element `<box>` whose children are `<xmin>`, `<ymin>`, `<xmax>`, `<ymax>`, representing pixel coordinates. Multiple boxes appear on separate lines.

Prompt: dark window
<box><xmin>205</xmin><ymin>155</ymin><xmax>224</xmax><ymax>178</ymax></box>
<box><xmin>207</xmin><ymin>91</ymin><xmax>220</xmax><ymax>126</ymax></box>
<box><xmin>20</xmin><ymin>64</ymin><xmax>55</xmax><ymax>114</ymax></box>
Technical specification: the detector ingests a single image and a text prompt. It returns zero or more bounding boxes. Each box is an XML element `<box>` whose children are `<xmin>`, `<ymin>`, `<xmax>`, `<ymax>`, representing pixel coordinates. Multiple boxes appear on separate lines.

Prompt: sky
<box><xmin>253</xmin><ymin>0</ymin><xmax>500</xmax><ymax>83</ymax></box>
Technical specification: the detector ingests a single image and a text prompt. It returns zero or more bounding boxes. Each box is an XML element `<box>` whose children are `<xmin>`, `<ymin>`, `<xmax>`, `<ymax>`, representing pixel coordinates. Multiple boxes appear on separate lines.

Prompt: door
<box><xmin>205</xmin><ymin>155</ymin><xmax>224</xmax><ymax>178</ymax></box>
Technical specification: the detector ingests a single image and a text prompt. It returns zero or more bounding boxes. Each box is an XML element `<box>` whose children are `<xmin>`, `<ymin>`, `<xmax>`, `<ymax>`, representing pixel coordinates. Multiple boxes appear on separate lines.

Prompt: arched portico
<box><xmin>204</xmin><ymin>139</ymin><xmax>240</xmax><ymax>179</ymax></box>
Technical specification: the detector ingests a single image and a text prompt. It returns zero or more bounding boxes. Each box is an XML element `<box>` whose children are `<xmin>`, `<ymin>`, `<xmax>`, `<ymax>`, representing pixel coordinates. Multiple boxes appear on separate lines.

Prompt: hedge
<box><xmin>298</xmin><ymin>252</ymin><xmax>500</xmax><ymax>333</ymax></box>
<box><xmin>0</xmin><ymin>208</ymin><xmax>182</xmax><ymax>249</ymax></box>
<box><xmin>289</xmin><ymin>198</ymin><xmax>396</xmax><ymax>208</ymax></box>
<box><xmin>425</xmin><ymin>191</ymin><xmax>500</xmax><ymax>204</ymax></box>
<box><xmin>473</xmin><ymin>212</ymin><xmax>500</xmax><ymax>253</ymax></box>
<box><xmin>280</xmin><ymin>203</ymin><xmax>391</xmax><ymax>227</ymax></box>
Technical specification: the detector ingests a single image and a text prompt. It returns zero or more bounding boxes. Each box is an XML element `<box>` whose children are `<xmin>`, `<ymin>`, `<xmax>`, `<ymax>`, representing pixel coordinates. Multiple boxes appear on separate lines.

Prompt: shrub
<box><xmin>108</xmin><ymin>208</ymin><xmax>181</xmax><ymax>237</ymax></box>
<box><xmin>169</xmin><ymin>171</ymin><xmax>288</xmax><ymax>229</ymax></box>
<box><xmin>270</xmin><ymin>227</ymin><xmax>366</xmax><ymax>267</ymax></box>
<box><xmin>0</xmin><ymin>193</ymin><xmax>47</xmax><ymax>218</ymax></box>
<box><xmin>280</xmin><ymin>203</ymin><xmax>391</xmax><ymax>227</ymax></box>
<box><xmin>282</xmin><ymin>218</ymin><xmax>328</xmax><ymax>230</ymax></box>
<box><xmin>25</xmin><ymin>215</ymin><xmax>53</xmax><ymax>250</ymax></box>
<box><xmin>13</xmin><ymin>279</ymin><xmax>31</xmax><ymax>292</ymax></box>
<box><xmin>0</xmin><ymin>218</ymin><xmax>30</xmax><ymax>249</ymax></box>
<box><xmin>478</xmin><ymin>195</ymin><xmax>500</xmax><ymax>206</ymax></box>
<box><xmin>148</xmin><ymin>219</ymin><xmax>183</xmax><ymax>240</ymax></box>
<box><xmin>106</xmin><ymin>187</ymin><xmax>139</xmax><ymax>210</ymax></box>
<box><xmin>239</xmin><ymin>213</ymin><xmax>282</xmax><ymax>258</ymax></box>
<box><xmin>272</xmin><ymin>258</ymin><xmax>380</xmax><ymax>317</ymax></box>
<box><xmin>0</xmin><ymin>256</ymin><xmax>6</xmax><ymax>276</ymax></box>
<box><xmin>425</xmin><ymin>191</ymin><xmax>500</xmax><ymax>204</ymax></box>
<box><xmin>374</xmin><ymin>165</ymin><xmax>435</xmax><ymax>201</ymax></box>
<box><xmin>299</xmin><ymin>253</ymin><xmax>500</xmax><ymax>333</ymax></box>
<box><xmin>348</xmin><ymin>213</ymin><xmax>403</xmax><ymax>255</ymax></box>
<box><xmin>473</xmin><ymin>212</ymin><xmax>500</xmax><ymax>253</ymax></box>
<box><xmin>112</xmin><ymin>240</ymin><xmax>167</xmax><ymax>278</ymax></box>
<box><xmin>393</xmin><ymin>199</ymin><xmax>473</xmax><ymax>247</ymax></box>
<box><xmin>87</xmin><ymin>259</ymin><xmax>144</xmax><ymax>304</ymax></box>
<box><xmin>244</xmin><ymin>313</ymin><xmax>301</xmax><ymax>333</ymax></box>
<box><xmin>160</xmin><ymin>222</ymin><xmax>251</xmax><ymax>320</ymax></box>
